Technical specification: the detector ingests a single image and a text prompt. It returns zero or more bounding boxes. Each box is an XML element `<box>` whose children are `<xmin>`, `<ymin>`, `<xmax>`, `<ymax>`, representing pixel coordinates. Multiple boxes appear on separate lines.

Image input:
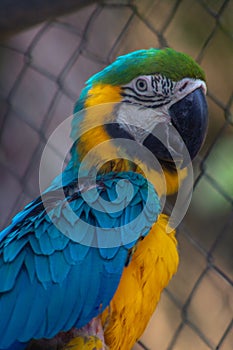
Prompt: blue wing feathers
<box><xmin>46</xmin><ymin>281</ymin><xmax>68</xmax><ymax>335</ymax></box>
<box><xmin>98</xmin><ymin>245</ymin><xmax>120</xmax><ymax>260</ymax></box>
<box><xmin>28</xmin><ymin>235</ymin><xmax>42</xmax><ymax>255</ymax></box>
<box><xmin>38</xmin><ymin>232</ymin><xmax>54</xmax><ymax>255</ymax></box>
<box><xmin>1</xmin><ymin>270</ymin><xmax>30</xmax><ymax>346</ymax></box>
<box><xmin>51</xmin><ymin>275</ymin><xmax>79</xmax><ymax>333</ymax></box>
<box><xmin>63</xmin><ymin>240</ymin><xmax>89</xmax><ymax>264</ymax></box>
<box><xmin>0</xmin><ymin>252</ymin><xmax>25</xmax><ymax>292</ymax></box>
<box><xmin>24</xmin><ymin>252</ymin><xmax>36</xmax><ymax>284</ymax></box>
<box><xmin>2</xmin><ymin>237</ymin><xmax>27</xmax><ymax>262</ymax></box>
<box><xmin>0</xmin><ymin>171</ymin><xmax>160</xmax><ymax>348</ymax></box>
<box><xmin>48</xmin><ymin>251</ymin><xmax>71</xmax><ymax>284</ymax></box>
<box><xmin>21</xmin><ymin>285</ymin><xmax>47</xmax><ymax>340</ymax></box>
<box><xmin>34</xmin><ymin>255</ymin><xmax>51</xmax><ymax>285</ymax></box>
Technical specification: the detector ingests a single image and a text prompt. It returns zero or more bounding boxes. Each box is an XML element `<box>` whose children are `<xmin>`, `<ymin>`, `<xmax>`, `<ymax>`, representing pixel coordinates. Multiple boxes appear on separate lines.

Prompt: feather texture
<box><xmin>0</xmin><ymin>172</ymin><xmax>160</xmax><ymax>349</ymax></box>
<box><xmin>101</xmin><ymin>214</ymin><xmax>179</xmax><ymax>350</ymax></box>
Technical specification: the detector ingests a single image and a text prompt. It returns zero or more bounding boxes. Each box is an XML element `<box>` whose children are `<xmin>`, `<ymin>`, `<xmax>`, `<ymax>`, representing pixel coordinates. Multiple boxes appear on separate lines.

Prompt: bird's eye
<box><xmin>135</xmin><ymin>78</ymin><xmax>148</xmax><ymax>92</ymax></box>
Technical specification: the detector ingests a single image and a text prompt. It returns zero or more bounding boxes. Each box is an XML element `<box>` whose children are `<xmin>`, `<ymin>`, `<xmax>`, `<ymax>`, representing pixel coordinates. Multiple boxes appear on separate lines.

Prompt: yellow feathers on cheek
<box><xmin>85</xmin><ymin>84</ymin><xmax>122</xmax><ymax>108</ymax></box>
<box><xmin>76</xmin><ymin>84</ymin><xmax>122</xmax><ymax>166</ymax></box>
<box><xmin>77</xmin><ymin>83</ymin><xmax>139</xmax><ymax>174</ymax></box>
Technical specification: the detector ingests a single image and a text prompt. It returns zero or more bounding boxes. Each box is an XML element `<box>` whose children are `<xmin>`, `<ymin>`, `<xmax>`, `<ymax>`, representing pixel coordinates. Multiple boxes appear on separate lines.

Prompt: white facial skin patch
<box><xmin>116</xmin><ymin>75</ymin><xmax>207</xmax><ymax>144</ymax></box>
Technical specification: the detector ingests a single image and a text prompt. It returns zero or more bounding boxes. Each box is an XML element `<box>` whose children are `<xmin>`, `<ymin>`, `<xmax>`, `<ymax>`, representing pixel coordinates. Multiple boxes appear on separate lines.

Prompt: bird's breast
<box><xmin>101</xmin><ymin>214</ymin><xmax>179</xmax><ymax>350</ymax></box>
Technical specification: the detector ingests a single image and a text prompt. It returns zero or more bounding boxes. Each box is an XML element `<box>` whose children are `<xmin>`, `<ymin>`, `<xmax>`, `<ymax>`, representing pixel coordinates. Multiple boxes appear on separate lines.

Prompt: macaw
<box><xmin>0</xmin><ymin>48</ymin><xmax>208</xmax><ymax>350</ymax></box>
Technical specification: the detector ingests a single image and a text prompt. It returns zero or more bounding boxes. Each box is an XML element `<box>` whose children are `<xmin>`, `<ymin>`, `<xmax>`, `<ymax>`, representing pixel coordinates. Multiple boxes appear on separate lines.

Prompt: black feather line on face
<box><xmin>121</xmin><ymin>75</ymin><xmax>173</xmax><ymax>108</ymax></box>
<box><xmin>121</xmin><ymin>97</ymin><xmax>171</xmax><ymax>109</ymax></box>
<box><xmin>122</xmin><ymin>86</ymin><xmax>156</xmax><ymax>99</ymax></box>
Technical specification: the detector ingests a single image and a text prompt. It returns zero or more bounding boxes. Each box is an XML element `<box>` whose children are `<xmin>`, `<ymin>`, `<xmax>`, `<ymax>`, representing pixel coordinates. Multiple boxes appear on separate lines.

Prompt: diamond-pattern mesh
<box><xmin>0</xmin><ymin>1</ymin><xmax>232</xmax><ymax>349</ymax></box>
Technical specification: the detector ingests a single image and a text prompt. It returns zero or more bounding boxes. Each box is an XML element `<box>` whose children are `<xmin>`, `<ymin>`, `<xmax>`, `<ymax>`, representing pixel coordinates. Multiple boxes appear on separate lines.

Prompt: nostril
<box><xmin>179</xmin><ymin>82</ymin><xmax>188</xmax><ymax>92</ymax></box>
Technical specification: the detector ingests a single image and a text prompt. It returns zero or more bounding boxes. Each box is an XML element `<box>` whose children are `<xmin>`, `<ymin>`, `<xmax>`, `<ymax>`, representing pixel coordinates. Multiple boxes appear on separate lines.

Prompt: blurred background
<box><xmin>0</xmin><ymin>0</ymin><xmax>232</xmax><ymax>349</ymax></box>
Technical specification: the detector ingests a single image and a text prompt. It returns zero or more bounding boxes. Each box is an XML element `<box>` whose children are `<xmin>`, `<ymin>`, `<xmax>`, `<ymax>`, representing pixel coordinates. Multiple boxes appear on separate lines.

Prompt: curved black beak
<box><xmin>143</xmin><ymin>87</ymin><xmax>208</xmax><ymax>169</ymax></box>
<box><xmin>169</xmin><ymin>87</ymin><xmax>208</xmax><ymax>163</ymax></box>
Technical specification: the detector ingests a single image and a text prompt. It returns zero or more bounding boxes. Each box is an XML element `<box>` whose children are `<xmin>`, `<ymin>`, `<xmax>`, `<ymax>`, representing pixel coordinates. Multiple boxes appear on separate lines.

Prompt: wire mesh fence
<box><xmin>0</xmin><ymin>0</ymin><xmax>232</xmax><ymax>349</ymax></box>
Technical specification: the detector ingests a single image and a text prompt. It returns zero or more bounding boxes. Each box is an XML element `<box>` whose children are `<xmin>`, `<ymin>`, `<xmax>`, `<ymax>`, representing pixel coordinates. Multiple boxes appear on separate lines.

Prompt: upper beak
<box><xmin>143</xmin><ymin>87</ymin><xmax>208</xmax><ymax>169</ymax></box>
<box><xmin>169</xmin><ymin>87</ymin><xmax>208</xmax><ymax>165</ymax></box>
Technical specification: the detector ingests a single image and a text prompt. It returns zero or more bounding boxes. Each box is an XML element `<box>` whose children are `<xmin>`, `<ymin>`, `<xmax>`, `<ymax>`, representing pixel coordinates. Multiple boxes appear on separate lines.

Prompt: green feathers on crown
<box><xmin>73</xmin><ymin>48</ymin><xmax>206</xmax><ymax>113</ymax></box>
<box><xmin>87</xmin><ymin>48</ymin><xmax>206</xmax><ymax>87</ymax></box>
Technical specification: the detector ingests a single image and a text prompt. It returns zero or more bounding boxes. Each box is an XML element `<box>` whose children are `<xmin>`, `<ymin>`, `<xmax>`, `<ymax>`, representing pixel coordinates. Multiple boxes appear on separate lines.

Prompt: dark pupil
<box><xmin>138</xmin><ymin>80</ymin><xmax>146</xmax><ymax>90</ymax></box>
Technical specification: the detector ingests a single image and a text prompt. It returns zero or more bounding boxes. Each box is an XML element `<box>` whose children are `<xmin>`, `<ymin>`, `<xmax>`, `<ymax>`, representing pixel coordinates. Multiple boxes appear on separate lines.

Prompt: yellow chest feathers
<box><xmin>101</xmin><ymin>214</ymin><xmax>179</xmax><ymax>350</ymax></box>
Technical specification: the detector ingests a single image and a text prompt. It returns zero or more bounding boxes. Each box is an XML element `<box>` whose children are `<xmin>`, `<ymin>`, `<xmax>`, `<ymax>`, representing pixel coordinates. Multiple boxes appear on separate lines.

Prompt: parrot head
<box><xmin>74</xmin><ymin>48</ymin><xmax>208</xmax><ymax>171</ymax></box>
